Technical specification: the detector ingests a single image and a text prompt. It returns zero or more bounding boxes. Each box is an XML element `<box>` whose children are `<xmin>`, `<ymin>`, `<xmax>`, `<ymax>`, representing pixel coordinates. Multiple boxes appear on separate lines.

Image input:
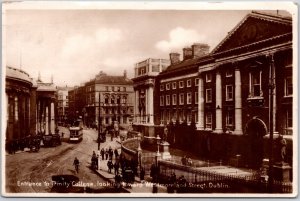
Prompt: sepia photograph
<box><xmin>1</xmin><ymin>1</ymin><xmax>298</xmax><ymax>197</ymax></box>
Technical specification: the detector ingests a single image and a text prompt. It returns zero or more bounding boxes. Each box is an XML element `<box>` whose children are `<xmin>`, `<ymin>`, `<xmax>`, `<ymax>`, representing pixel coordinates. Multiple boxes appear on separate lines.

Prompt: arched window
<box><xmin>111</xmin><ymin>95</ymin><xmax>115</xmax><ymax>104</ymax></box>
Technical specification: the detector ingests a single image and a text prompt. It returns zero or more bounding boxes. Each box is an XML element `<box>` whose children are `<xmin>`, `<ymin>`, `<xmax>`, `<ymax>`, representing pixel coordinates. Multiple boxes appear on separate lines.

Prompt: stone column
<box><xmin>145</xmin><ymin>88</ymin><xmax>148</xmax><ymax>123</ymax></box>
<box><xmin>50</xmin><ymin>101</ymin><xmax>55</xmax><ymax>134</ymax></box>
<box><xmin>148</xmin><ymin>86</ymin><xmax>154</xmax><ymax>124</ymax></box>
<box><xmin>36</xmin><ymin>100</ymin><xmax>39</xmax><ymax>133</ymax></box>
<box><xmin>197</xmin><ymin>75</ymin><xmax>204</xmax><ymax>130</ymax></box>
<box><xmin>134</xmin><ymin>90</ymin><xmax>139</xmax><ymax>123</ymax></box>
<box><xmin>233</xmin><ymin>66</ymin><xmax>243</xmax><ymax>135</ymax></box>
<box><xmin>45</xmin><ymin>103</ymin><xmax>49</xmax><ymax>135</ymax></box>
<box><xmin>215</xmin><ymin>71</ymin><xmax>223</xmax><ymax>133</ymax></box>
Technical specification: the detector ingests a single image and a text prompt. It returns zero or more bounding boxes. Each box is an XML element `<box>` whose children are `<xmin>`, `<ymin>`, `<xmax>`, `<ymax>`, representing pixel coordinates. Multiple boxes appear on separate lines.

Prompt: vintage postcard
<box><xmin>2</xmin><ymin>1</ymin><xmax>298</xmax><ymax>197</ymax></box>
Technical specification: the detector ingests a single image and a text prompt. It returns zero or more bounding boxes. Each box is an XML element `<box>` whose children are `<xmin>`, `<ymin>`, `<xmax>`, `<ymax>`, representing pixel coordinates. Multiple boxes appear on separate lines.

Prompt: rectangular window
<box><xmin>226</xmin><ymin>70</ymin><xmax>233</xmax><ymax>77</ymax></box>
<box><xmin>249</xmin><ymin>71</ymin><xmax>262</xmax><ymax>97</ymax></box>
<box><xmin>285</xmin><ymin>76</ymin><xmax>293</xmax><ymax>96</ymax></box>
<box><xmin>187</xmin><ymin>79</ymin><xmax>191</xmax><ymax>87</ymax></box>
<box><xmin>160</xmin><ymin>96</ymin><xmax>164</xmax><ymax>106</ymax></box>
<box><xmin>187</xmin><ymin>111</ymin><xmax>191</xmax><ymax>123</ymax></box>
<box><xmin>195</xmin><ymin>78</ymin><xmax>199</xmax><ymax>86</ymax></box>
<box><xmin>179</xmin><ymin>81</ymin><xmax>184</xmax><ymax>88</ymax></box>
<box><xmin>195</xmin><ymin>92</ymin><xmax>198</xmax><ymax>104</ymax></box>
<box><xmin>195</xmin><ymin>111</ymin><xmax>198</xmax><ymax>122</ymax></box>
<box><xmin>206</xmin><ymin>112</ymin><xmax>212</xmax><ymax>129</ymax></box>
<box><xmin>226</xmin><ymin>111</ymin><xmax>234</xmax><ymax>127</ymax></box>
<box><xmin>226</xmin><ymin>85</ymin><xmax>233</xmax><ymax>101</ymax></box>
<box><xmin>172</xmin><ymin>82</ymin><xmax>176</xmax><ymax>89</ymax></box>
<box><xmin>160</xmin><ymin>84</ymin><xmax>164</xmax><ymax>91</ymax></box>
<box><xmin>123</xmin><ymin>87</ymin><xmax>126</xmax><ymax>92</ymax></box>
<box><xmin>172</xmin><ymin>94</ymin><xmax>177</xmax><ymax>105</ymax></box>
<box><xmin>112</xmin><ymin>86</ymin><xmax>115</xmax><ymax>91</ymax></box>
<box><xmin>166</xmin><ymin>95</ymin><xmax>170</xmax><ymax>105</ymax></box>
<box><xmin>286</xmin><ymin>108</ymin><xmax>292</xmax><ymax>128</ymax></box>
<box><xmin>206</xmin><ymin>88</ymin><xmax>212</xmax><ymax>103</ymax></box>
<box><xmin>206</xmin><ymin>73</ymin><xmax>212</xmax><ymax>82</ymax></box>
<box><xmin>166</xmin><ymin>83</ymin><xmax>170</xmax><ymax>90</ymax></box>
<box><xmin>179</xmin><ymin>93</ymin><xmax>184</xmax><ymax>105</ymax></box>
<box><xmin>187</xmin><ymin>93</ymin><xmax>192</xmax><ymax>104</ymax></box>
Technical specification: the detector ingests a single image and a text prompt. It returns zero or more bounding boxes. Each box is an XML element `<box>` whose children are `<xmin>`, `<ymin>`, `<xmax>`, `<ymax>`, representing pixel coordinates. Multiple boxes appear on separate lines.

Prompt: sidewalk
<box><xmin>92</xmin><ymin>137</ymin><xmax>167</xmax><ymax>193</ymax></box>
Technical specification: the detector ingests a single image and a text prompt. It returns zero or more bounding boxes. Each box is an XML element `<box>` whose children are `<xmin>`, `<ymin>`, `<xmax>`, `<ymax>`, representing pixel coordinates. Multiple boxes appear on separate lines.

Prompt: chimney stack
<box><xmin>123</xmin><ymin>70</ymin><xmax>127</xmax><ymax>78</ymax></box>
<box><xmin>169</xmin><ymin>52</ymin><xmax>180</xmax><ymax>65</ymax></box>
<box><xmin>183</xmin><ymin>47</ymin><xmax>193</xmax><ymax>60</ymax></box>
<box><xmin>192</xmin><ymin>43</ymin><xmax>210</xmax><ymax>58</ymax></box>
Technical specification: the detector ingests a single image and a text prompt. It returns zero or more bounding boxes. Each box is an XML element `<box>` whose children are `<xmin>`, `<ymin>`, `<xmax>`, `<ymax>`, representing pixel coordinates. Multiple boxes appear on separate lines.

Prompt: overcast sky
<box><xmin>4</xmin><ymin>3</ymin><xmax>292</xmax><ymax>87</ymax></box>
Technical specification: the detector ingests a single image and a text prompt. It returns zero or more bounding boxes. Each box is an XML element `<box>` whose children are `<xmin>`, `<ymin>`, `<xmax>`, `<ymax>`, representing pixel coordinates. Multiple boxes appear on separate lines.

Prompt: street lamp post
<box><xmin>155</xmin><ymin>135</ymin><xmax>161</xmax><ymax>166</ymax></box>
<box><xmin>137</xmin><ymin>133</ymin><xmax>142</xmax><ymax>176</ymax></box>
<box><xmin>268</xmin><ymin>54</ymin><xmax>275</xmax><ymax>193</ymax></box>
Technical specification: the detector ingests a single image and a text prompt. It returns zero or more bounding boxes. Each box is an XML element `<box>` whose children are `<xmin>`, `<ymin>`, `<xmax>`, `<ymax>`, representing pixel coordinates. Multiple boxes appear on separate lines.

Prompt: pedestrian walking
<box><xmin>73</xmin><ymin>157</ymin><xmax>80</xmax><ymax>173</ymax></box>
<box><xmin>105</xmin><ymin>148</ymin><xmax>109</xmax><ymax>160</ymax></box>
<box><xmin>107</xmin><ymin>160</ymin><xmax>113</xmax><ymax>173</ymax></box>
<box><xmin>109</xmin><ymin>147</ymin><xmax>113</xmax><ymax>160</ymax></box>
<box><xmin>100</xmin><ymin>148</ymin><xmax>105</xmax><ymax>160</ymax></box>
<box><xmin>114</xmin><ymin>161</ymin><xmax>119</xmax><ymax>175</ymax></box>
<box><xmin>114</xmin><ymin>148</ymin><xmax>119</xmax><ymax>158</ymax></box>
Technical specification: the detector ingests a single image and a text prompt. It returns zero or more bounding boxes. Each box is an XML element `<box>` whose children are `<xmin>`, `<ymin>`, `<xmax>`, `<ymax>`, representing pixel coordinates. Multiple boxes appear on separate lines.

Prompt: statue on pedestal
<box><xmin>276</xmin><ymin>135</ymin><xmax>287</xmax><ymax>165</ymax></box>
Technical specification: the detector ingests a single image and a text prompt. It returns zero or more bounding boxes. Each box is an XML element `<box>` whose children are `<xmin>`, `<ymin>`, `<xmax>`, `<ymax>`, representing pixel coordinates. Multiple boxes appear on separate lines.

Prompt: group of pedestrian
<box><xmin>100</xmin><ymin>147</ymin><xmax>119</xmax><ymax>161</ymax></box>
<box><xmin>6</xmin><ymin>135</ymin><xmax>41</xmax><ymax>154</ymax></box>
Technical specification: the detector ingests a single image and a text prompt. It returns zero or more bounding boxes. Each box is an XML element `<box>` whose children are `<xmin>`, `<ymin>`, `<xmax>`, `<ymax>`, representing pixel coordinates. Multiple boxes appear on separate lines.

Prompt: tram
<box><xmin>69</xmin><ymin>117</ymin><xmax>83</xmax><ymax>142</ymax></box>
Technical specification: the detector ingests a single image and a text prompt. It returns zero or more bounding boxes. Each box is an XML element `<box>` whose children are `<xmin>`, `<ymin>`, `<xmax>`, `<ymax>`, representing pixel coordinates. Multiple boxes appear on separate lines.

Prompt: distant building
<box><xmin>68</xmin><ymin>70</ymin><xmax>134</xmax><ymax>128</ymax></box>
<box><xmin>56</xmin><ymin>86</ymin><xmax>72</xmax><ymax>125</ymax></box>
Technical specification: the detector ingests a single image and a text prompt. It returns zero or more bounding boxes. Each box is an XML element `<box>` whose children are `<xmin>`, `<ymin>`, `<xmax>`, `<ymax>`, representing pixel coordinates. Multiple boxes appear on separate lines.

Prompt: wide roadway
<box><xmin>5</xmin><ymin>128</ymin><xmax>115</xmax><ymax>193</ymax></box>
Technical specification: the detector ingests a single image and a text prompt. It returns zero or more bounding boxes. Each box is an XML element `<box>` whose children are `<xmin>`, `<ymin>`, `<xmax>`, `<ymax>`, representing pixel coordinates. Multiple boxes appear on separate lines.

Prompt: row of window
<box><xmin>160</xmin><ymin>71</ymin><xmax>234</xmax><ymax>91</ymax></box>
<box><xmin>105</xmin><ymin>86</ymin><xmax>127</xmax><ymax>92</ymax></box>
<box><xmin>159</xmin><ymin>86</ymin><xmax>234</xmax><ymax>106</ymax></box>
<box><xmin>160</xmin><ymin>78</ymin><xmax>199</xmax><ymax>91</ymax></box>
<box><xmin>160</xmin><ymin>92</ymin><xmax>198</xmax><ymax>106</ymax></box>
<box><xmin>160</xmin><ymin>110</ymin><xmax>234</xmax><ymax>130</ymax></box>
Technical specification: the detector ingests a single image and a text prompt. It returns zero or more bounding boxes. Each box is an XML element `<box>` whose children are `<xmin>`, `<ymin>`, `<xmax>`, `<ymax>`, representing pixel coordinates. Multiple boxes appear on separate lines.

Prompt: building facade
<box><xmin>134</xmin><ymin>12</ymin><xmax>293</xmax><ymax>169</ymax></box>
<box><xmin>56</xmin><ymin>86</ymin><xmax>72</xmax><ymax>126</ymax></box>
<box><xmin>157</xmin><ymin>44</ymin><xmax>211</xmax><ymax>126</ymax></box>
<box><xmin>5</xmin><ymin>66</ymin><xmax>58</xmax><ymax>143</ymax></box>
<box><xmin>132</xmin><ymin>58</ymin><xmax>170</xmax><ymax>125</ymax></box>
<box><xmin>69</xmin><ymin>71</ymin><xmax>134</xmax><ymax>128</ymax></box>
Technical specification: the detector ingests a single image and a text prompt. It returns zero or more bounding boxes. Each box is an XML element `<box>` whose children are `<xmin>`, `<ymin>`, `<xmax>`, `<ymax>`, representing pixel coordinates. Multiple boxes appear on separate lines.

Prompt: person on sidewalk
<box><xmin>107</xmin><ymin>160</ymin><xmax>113</xmax><ymax>173</ymax></box>
<box><xmin>114</xmin><ymin>161</ymin><xmax>119</xmax><ymax>175</ymax></box>
<box><xmin>100</xmin><ymin>148</ymin><xmax>105</xmax><ymax>160</ymax></box>
<box><xmin>114</xmin><ymin>173</ymin><xmax>122</xmax><ymax>190</ymax></box>
<box><xmin>105</xmin><ymin>148</ymin><xmax>109</xmax><ymax>160</ymax></box>
<box><xmin>114</xmin><ymin>148</ymin><xmax>119</xmax><ymax>159</ymax></box>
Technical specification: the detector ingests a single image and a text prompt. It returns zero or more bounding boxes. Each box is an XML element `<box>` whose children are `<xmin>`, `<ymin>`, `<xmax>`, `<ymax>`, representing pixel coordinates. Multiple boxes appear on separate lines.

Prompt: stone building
<box><xmin>132</xmin><ymin>58</ymin><xmax>170</xmax><ymax>137</ymax></box>
<box><xmin>56</xmin><ymin>86</ymin><xmax>72</xmax><ymax>125</ymax></box>
<box><xmin>134</xmin><ymin>11</ymin><xmax>293</xmax><ymax>169</ymax></box>
<box><xmin>5</xmin><ymin>66</ymin><xmax>57</xmax><ymax>142</ymax></box>
<box><xmin>69</xmin><ymin>70</ymin><xmax>134</xmax><ymax>128</ymax></box>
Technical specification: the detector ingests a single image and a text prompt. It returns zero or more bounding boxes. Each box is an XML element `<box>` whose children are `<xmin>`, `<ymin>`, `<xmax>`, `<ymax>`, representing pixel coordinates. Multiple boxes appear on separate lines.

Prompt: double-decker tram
<box><xmin>69</xmin><ymin>117</ymin><xmax>83</xmax><ymax>142</ymax></box>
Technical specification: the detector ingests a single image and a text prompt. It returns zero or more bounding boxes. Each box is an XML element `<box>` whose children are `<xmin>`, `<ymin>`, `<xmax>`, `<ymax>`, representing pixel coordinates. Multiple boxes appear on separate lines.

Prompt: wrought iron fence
<box><xmin>158</xmin><ymin>160</ymin><xmax>293</xmax><ymax>193</ymax></box>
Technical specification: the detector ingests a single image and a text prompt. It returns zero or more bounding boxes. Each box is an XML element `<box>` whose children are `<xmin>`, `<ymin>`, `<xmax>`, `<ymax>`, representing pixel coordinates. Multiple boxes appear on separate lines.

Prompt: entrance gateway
<box><xmin>244</xmin><ymin>116</ymin><xmax>268</xmax><ymax>168</ymax></box>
